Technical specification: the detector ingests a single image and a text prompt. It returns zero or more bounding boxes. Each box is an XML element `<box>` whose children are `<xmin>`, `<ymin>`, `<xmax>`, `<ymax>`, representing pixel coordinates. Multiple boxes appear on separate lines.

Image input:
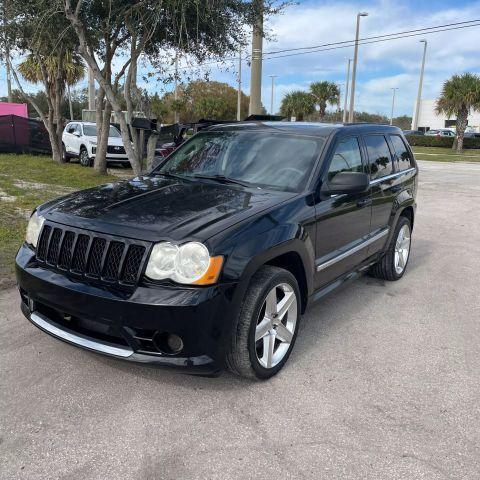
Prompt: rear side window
<box><xmin>327</xmin><ymin>137</ymin><xmax>363</xmax><ymax>180</ymax></box>
<box><xmin>390</xmin><ymin>135</ymin><xmax>412</xmax><ymax>171</ymax></box>
<box><xmin>364</xmin><ymin>135</ymin><xmax>393</xmax><ymax>180</ymax></box>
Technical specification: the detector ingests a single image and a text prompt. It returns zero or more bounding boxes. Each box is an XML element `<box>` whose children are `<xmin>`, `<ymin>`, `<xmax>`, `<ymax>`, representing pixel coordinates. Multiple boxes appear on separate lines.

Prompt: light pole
<box><xmin>390</xmin><ymin>88</ymin><xmax>398</xmax><ymax>125</ymax></box>
<box><xmin>249</xmin><ymin>0</ymin><xmax>264</xmax><ymax>116</ymax></box>
<box><xmin>413</xmin><ymin>40</ymin><xmax>427</xmax><ymax>131</ymax></box>
<box><xmin>348</xmin><ymin>12</ymin><xmax>368</xmax><ymax>123</ymax></box>
<box><xmin>237</xmin><ymin>46</ymin><xmax>242</xmax><ymax>121</ymax></box>
<box><xmin>342</xmin><ymin>58</ymin><xmax>352</xmax><ymax>123</ymax></box>
<box><xmin>269</xmin><ymin>75</ymin><xmax>277</xmax><ymax>114</ymax></box>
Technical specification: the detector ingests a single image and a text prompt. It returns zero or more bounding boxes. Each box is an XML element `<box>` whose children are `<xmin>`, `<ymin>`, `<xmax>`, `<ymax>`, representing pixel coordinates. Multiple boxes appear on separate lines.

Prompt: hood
<box><xmin>40</xmin><ymin>176</ymin><xmax>293</xmax><ymax>242</ymax></box>
<box><xmin>84</xmin><ymin>136</ymin><xmax>124</xmax><ymax>147</ymax></box>
<box><xmin>107</xmin><ymin>136</ymin><xmax>125</xmax><ymax>147</ymax></box>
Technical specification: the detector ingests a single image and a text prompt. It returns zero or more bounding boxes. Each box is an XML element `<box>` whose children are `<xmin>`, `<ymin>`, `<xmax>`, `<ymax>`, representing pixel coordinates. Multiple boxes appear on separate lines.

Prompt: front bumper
<box><xmin>16</xmin><ymin>244</ymin><xmax>242</xmax><ymax>375</ymax></box>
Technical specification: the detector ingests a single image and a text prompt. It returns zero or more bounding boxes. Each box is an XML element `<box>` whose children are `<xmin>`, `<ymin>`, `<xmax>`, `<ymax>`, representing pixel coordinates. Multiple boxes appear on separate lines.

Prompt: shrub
<box><xmin>405</xmin><ymin>135</ymin><xmax>480</xmax><ymax>149</ymax></box>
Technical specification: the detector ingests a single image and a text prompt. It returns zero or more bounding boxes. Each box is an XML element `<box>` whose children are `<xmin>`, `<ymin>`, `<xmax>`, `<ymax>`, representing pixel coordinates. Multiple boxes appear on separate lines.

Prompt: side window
<box><xmin>364</xmin><ymin>135</ymin><xmax>393</xmax><ymax>180</ymax></box>
<box><xmin>390</xmin><ymin>135</ymin><xmax>412</xmax><ymax>171</ymax></box>
<box><xmin>327</xmin><ymin>137</ymin><xmax>363</xmax><ymax>180</ymax></box>
<box><xmin>76</xmin><ymin>124</ymin><xmax>82</xmax><ymax>136</ymax></box>
<box><xmin>66</xmin><ymin>123</ymin><xmax>76</xmax><ymax>134</ymax></box>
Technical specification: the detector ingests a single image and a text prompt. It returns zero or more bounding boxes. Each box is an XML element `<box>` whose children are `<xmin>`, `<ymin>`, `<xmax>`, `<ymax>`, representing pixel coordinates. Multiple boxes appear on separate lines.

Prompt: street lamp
<box><xmin>269</xmin><ymin>75</ymin><xmax>277</xmax><ymax>115</ymax></box>
<box><xmin>342</xmin><ymin>58</ymin><xmax>352</xmax><ymax>123</ymax></box>
<box><xmin>348</xmin><ymin>12</ymin><xmax>368</xmax><ymax>123</ymax></box>
<box><xmin>413</xmin><ymin>40</ymin><xmax>428</xmax><ymax>131</ymax></box>
<box><xmin>390</xmin><ymin>87</ymin><xmax>398</xmax><ymax>125</ymax></box>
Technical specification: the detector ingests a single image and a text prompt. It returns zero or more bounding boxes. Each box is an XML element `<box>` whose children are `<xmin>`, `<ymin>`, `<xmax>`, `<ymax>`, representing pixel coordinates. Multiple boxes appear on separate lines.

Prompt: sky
<box><xmin>1</xmin><ymin>0</ymin><xmax>480</xmax><ymax>118</ymax></box>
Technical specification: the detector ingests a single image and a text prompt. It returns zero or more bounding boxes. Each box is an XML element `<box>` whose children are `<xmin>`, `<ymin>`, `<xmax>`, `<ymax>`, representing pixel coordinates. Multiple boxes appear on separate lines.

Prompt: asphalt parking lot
<box><xmin>1</xmin><ymin>160</ymin><xmax>479</xmax><ymax>480</ymax></box>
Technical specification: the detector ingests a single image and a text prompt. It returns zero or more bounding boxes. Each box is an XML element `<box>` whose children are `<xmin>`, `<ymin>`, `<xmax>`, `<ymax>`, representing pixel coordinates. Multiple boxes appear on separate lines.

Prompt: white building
<box><xmin>411</xmin><ymin>99</ymin><xmax>480</xmax><ymax>132</ymax></box>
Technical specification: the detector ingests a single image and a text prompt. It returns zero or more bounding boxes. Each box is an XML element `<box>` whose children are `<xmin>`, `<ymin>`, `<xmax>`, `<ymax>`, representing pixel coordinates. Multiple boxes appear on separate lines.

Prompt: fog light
<box><xmin>153</xmin><ymin>332</ymin><xmax>184</xmax><ymax>354</ymax></box>
<box><xmin>167</xmin><ymin>334</ymin><xmax>183</xmax><ymax>354</ymax></box>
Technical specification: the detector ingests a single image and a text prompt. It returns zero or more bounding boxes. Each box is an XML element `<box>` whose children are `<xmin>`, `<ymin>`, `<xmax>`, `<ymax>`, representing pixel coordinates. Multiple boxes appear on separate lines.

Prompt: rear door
<box><xmin>362</xmin><ymin>134</ymin><xmax>396</xmax><ymax>254</ymax></box>
<box><xmin>314</xmin><ymin>135</ymin><xmax>372</xmax><ymax>289</ymax></box>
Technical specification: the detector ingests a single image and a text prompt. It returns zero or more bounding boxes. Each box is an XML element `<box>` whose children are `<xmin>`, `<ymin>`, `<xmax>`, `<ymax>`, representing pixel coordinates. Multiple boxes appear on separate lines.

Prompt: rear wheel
<box><xmin>79</xmin><ymin>147</ymin><xmax>91</xmax><ymax>167</ymax></box>
<box><xmin>370</xmin><ymin>216</ymin><xmax>412</xmax><ymax>281</ymax></box>
<box><xmin>227</xmin><ymin>266</ymin><xmax>301</xmax><ymax>380</ymax></box>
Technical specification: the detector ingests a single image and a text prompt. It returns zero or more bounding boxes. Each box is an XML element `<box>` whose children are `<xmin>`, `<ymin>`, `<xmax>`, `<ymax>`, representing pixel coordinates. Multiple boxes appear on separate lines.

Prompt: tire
<box><xmin>226</xmin><ymin>266</ymin><xmax>301</xmax><ymax>380</ymax></box>
<box><xmin>370</xmin><ymin>216</ymin><xmax>412</xmax><ymax>281</ymax></box>
<box><xmin>79</xmin><ymin>147</ymin><xmax>92</xmax><ymax>167</ymax></box>
<box><xmin>62</xmin><ymin>143</ymin><xmax>70</xmax><ymax>163</ymax></box>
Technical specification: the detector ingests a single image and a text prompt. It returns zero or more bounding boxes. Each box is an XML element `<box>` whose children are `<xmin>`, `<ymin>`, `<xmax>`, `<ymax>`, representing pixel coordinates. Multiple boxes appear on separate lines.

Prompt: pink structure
<box><xmin>0</xmin><ymin>102</ymin><xmax>28</xmax><ymax>118</ymax></box>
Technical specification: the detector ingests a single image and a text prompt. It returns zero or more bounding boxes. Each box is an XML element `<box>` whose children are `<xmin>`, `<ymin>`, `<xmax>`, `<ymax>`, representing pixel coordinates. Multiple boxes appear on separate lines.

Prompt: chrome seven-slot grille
<box><xmin>36</xmin><ymin>223</ymin><xmax>149</xmax><ymax>286</ymax></box>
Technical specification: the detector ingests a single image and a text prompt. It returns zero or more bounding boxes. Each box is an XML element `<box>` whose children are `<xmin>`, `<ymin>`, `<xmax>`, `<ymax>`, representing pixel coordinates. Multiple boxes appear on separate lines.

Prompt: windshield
<box><xmin>83</xmin><ymin>125</ymin><xmax>122</xmax><ymax>138</ymax></box>
<box><xmin>154</xmin><ymin>131</ymin><xmax>325</xmax><ymax>191</ymax></box>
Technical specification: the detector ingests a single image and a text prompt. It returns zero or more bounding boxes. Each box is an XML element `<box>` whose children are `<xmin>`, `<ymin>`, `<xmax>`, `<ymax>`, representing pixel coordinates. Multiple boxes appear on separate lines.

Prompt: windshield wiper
<box><xmin>190</xmin><ymin>174</ymin><xmax>252</xmax><ymax>188</ymax></box>
<box><xmin>153</xmin><ymin>171</ymin><xmax>190</xmax><ymax>181</ymax></box>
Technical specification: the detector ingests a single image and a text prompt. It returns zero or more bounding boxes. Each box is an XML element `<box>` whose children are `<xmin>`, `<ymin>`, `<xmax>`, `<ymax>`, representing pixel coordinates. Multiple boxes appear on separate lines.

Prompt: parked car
<box><xmin>17</xmin><ymin>122</ymin><xmax>417</xmax><ymax>379</ymax></box>
<box><xmin>62</xmin><ymin>121</ymin><xmax>128</xmax><ymax>167</ymax></box>
<box><xmin>403</xmin><ymin>129</ymin><xmax>424</xmax><ymax>136</ymax></box>
<box><xmin>424</xmin><ymin>129</ymin><xmax>455</xmax><ymax>137</ymax></box>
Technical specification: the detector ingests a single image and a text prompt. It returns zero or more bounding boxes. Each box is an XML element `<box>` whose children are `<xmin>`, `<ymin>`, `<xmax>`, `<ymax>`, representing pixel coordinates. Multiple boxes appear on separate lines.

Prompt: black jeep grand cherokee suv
<box><xmin>16</xmin><ymin>122</ymin><xmax>417</xmax><ymax>379</ymax></box>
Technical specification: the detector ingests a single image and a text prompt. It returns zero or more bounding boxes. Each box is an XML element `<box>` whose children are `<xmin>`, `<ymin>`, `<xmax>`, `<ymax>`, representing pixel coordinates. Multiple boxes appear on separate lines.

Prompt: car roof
<box><xmin>208</xmin><ymin>121</ymin><xmax>403</xmax><ymax>137</ymax></box>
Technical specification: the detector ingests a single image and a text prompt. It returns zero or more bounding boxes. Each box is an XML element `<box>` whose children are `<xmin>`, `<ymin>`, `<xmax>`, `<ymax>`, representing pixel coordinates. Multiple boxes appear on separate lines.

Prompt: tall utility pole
<box><xmin>87</xmin><ymin>66</ymin><xmax>95</xmax><ymax>111</ymax></box>
<box><xmin>342</xmin><ymin>58</ymin><xmax>352</xmax><ymax>123</ymax></box>
<box><xmin>413</xmin><ymin>40</ymin><xmax>428</xmax><ymax>131</ymax></box>
<box><xmin>348</xmin><ymin>12</ymin><xmax>368</xmax><ymax>123</ymax></box>
<box><xmin>269</xmin><ymin>75</ymin><xmax>277</xmax><ymax>114</ymax></box>
<box><xmin>390</xmin><ymin>88</ymin><xmax>398</xmax><ymax>125</ymax></box>
<box><xmin>174</xmin><ymin>55</ymin><xmax>179</xmax><ymax>123</ymax></box>
<box><xmin>237</xmin><ymin>47</ymin><xmax>242</xmax><ymax>121</ymax></box>
<box><xmin>249</xmin><ymin>0</ymin><xmax>263</xmax><ymax>116</ymax></box>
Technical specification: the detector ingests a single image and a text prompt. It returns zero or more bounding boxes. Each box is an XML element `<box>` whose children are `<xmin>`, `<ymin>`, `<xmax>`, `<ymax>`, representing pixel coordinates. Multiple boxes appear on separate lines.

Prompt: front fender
<box><xmin>222</xmin><ymin>224</ymin><xmax>315</xmax><ymax>295</ymax></box>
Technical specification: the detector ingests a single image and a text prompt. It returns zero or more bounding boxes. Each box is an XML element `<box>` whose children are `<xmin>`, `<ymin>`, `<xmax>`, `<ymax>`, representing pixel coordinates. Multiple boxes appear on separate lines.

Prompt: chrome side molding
<box><xmin>30</xmin><ymin>312</ymin><xmax>134</xmax><ymax>358</ymax></box>
<box><xmin>369</xmin><ymin>167</ymin><xmax>416</xmax><ymax>186</ymax></box>
<box><xmin>316</xmin><ymin>228</ymin><xmax>389</xmax><ymax>272</ymax></box>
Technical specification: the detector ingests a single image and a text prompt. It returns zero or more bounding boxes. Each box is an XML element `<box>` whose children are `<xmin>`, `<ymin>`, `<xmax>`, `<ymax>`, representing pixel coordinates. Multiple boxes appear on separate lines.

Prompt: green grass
<box><xmin>412</xmin><ymin>146</ymin><xmax>480</xmax><ymax>162</ymax></box>
<box><xmin>0</xmin><ymin>154</ymin><xmax>117</xmax><ymax>285</ymax></box>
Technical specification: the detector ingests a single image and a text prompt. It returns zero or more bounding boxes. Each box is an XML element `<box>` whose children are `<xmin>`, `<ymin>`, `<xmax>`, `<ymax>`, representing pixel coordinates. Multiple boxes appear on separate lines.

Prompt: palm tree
<box><xmin>280</xmin><ymin>91</ymin><xmax>315</xmax><ymax>121</ymax></box>
<box><xmin>309</xmin><ymin>81</ymin><xmax>340</xmax><ymax>120</ymax></box>
<box><xmin>17</xmin><ymin>51</ymin><xmax>85</xmax><ymax>163</ymax></box>
<box><xmin>435</xmin><ymin>73</ymin><xmax>480</xmax><ymax>152</ymax></box>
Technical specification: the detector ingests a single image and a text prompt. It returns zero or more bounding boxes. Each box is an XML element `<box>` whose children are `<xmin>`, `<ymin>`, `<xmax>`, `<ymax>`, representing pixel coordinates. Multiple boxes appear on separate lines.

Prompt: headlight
<box><xmin>89</xmin><ymin>140</ymin><xmax>97</xmax><ymax>146</ymax></box>
<box><xmin>145</xmin><ymin>241</ymin><xmax>223</xmax><ymax>285</ymax></box>
<box><xmin>25</xmin><ymin>211</ymin><xmax>45</xmax><ymax>248</ymax></box>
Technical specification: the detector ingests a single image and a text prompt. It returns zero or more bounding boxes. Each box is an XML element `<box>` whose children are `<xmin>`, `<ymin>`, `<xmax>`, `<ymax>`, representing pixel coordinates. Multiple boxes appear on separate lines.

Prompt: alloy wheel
<box><xmin>255</xmin><ymin>283</ymin><xmax>298</xmax><ymax>369</ymax></box>
<box><xmin>80</xmin><ymin>150</ymin><xmax>90</xmax><ymax>166</ymax></box>
<box><xmin>394</xmin><ymin>224</ymin><xmax>411</xmax><ymax>274</ymax></box>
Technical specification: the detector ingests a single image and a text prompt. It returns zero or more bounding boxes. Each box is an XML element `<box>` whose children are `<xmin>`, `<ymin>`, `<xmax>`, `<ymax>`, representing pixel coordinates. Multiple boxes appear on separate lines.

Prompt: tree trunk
<box><xmin>456</xmin><ymin>107</ymin><xmax>468</xmax><ymax>154</ymax></box>
<box><xmin>65</xmin><ymin>7</ymin><xmax>142</xmax><ymax>174</ymax></box>
<box><xmin>146</xmin><ymin>131</ymin><xmax>158</xmax><ymax>171</ymax></box>
<box><xmin>94</xmin><ymin>87</ymin><xmax>112</xmax><ymax>175</ymax></box>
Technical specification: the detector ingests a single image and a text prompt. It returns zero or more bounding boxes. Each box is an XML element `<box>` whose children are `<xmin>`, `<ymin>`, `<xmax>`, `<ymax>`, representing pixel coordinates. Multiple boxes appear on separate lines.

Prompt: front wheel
<box><xmin>79</xmin><ymin>147</ymin><xmax>92</xmax><ymax>167</ymax></box>
<box><xmin>370</xmin><ymin>216</ymin><xmax>412</xmax><ymax>281</ymax></box>
<box><xmin>227</xmin><ymin>266</ymin><xmax>301</xmax><ymax>380</ymax></box>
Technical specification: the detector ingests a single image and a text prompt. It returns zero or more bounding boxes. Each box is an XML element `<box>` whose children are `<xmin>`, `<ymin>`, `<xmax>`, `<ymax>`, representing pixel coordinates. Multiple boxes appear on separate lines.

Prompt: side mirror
<box><xmin>73</xmin><ymin>131</ymin><xmax>81</xmax><ymax>137</ymax></box>
<box><xmin>322</xmin><ymin>171</ymin><xmax>370</xmax><ymax>196</ymax></box>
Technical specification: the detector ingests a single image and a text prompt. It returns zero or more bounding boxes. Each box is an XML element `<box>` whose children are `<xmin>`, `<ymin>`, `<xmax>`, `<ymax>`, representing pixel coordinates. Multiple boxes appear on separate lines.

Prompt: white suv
<box><xmin>62</xmin><ymin>122</ymin><xmax>129</xmax><ymax>167</ymax></box>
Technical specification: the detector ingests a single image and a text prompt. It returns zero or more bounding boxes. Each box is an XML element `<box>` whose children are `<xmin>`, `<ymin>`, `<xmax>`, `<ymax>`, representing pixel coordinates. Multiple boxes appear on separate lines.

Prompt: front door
<box><xmin>314</xmin><ymin>136</ymin><xmax>372</xmax><ymax>290</ymax></box>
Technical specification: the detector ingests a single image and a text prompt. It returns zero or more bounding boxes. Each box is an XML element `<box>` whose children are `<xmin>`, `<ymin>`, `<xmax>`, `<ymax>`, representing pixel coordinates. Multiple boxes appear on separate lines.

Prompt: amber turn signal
<box><xmin>192</xmin><ymin>256</ymin><xmax>224</xmax><ymax>285</ymax></box>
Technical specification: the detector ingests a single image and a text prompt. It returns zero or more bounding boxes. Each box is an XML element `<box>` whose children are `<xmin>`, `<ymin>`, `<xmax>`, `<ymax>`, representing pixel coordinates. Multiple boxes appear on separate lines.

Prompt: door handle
<box><xmin>357</xmin><ymin>197</ymin><xmax>372</xmax><ymax>208</ymax></box>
